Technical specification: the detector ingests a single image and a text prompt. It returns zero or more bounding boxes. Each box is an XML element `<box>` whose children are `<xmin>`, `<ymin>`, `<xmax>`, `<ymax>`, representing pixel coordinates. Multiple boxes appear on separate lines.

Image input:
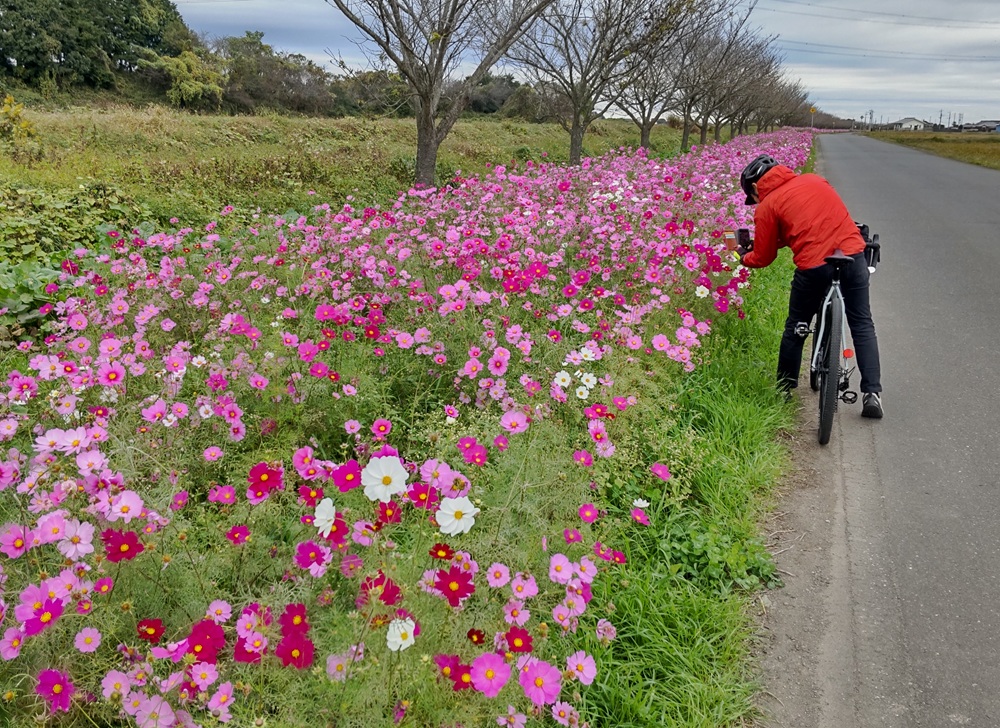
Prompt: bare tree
<box><xmin>672</xmin><ymin>0</ymin><xmax>758</xmax><ymax>149</ymax></box>
<box><xmin>505</xmin><ymin>0</ymin><xmax>685</xmax><ymax>164</ymax></box>
<box><xmin>611</xmin><ymin>1</ymin><xmax>725</xmax><ymax>149</ymax></box>
<box><xmin>324</xmin><ymin>0</ymin><xmax>557</xmax><ymax>186</ymax></box>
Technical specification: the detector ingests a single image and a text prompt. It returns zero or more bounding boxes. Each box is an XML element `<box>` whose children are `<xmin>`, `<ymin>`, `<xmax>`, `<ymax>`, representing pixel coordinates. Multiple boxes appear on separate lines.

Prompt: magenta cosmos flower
<box><xmin>36</xmin><ymin>669</ymin><xmax>75</xmax><ymax>712</ymax></box>
<box><xmin>518</xmin><ymin>659</ymin><xmax>562</xmax><ymax>705</ymax></box>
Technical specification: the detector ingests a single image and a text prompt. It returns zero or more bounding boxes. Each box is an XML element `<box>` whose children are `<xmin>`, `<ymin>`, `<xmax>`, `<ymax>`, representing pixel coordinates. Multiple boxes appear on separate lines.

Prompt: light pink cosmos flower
<box><xmin>206</xmin><ymin>600</ymin><xmax>232</xmax><ymax>624</ymax></box>
<box><xmin>566</xmin><ymin>650</ymin><xmax>597</xmax><ymax>685</ymax></box>
<box><xmin>486</xmin><ymin>563</ymin><xmax>511</xmax><ymax>588</ymax></box>
<box><xmin>208</xmin><ymin>682</ymin><xmax>234</xmax><ymax>713</ymax></box>
<box><xmin>548</xmin><ymin>554</ymin><xmax>573</xmax><ymax>584</ymax></box>
<box><xmin>499</xmin><ymin>410</ymin><xmax>528</xmax><ymax>434</ymax></box>
<box><xmin>101</xmin><ymin>670</ymin><xmax>131</xmax><ymax>699</ymax></box>
<box><xmin>650</xmin><ymin>462</ymin><xmax>672</xmax><ymax>480</ymax></box>
<box><xmin>190</xmin><ymin>661</ymin><xmax>218</xmax><ymax>690</ymax></box>
<box><xmin>75</xmin><ymin>627</ymin><xmax>102</xmax><ymax>653</ymax></box>
<box><xmin>497</xmin><ymin>705</ymin><xmax>528</xmax><ymax>728</ymax></box>
<box><xmin>203</xmin><ymin>446</ymin><xmax>223</xmax><ymax>461</ymax></box>
<box><xmin>510</xmin><ymin>573</ymin><xmax>538</xmax><ymax>599</ymax></box>
<box><xmin>136</xmin><ymin>695</ymin><xmax>175</xmax><ymax>728</ymax></box>
<box><xmin>109</xmin><ymin>491</ymin><xmax>144</xmax><ymax>523</ymax></box>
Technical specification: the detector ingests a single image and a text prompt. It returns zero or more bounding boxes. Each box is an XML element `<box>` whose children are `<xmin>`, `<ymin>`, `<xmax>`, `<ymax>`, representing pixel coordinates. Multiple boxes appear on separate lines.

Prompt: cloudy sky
<box><xmin>174</xmin><ymin>0</ymin><xmax>1000</xmax><ymax>125</ymax></box>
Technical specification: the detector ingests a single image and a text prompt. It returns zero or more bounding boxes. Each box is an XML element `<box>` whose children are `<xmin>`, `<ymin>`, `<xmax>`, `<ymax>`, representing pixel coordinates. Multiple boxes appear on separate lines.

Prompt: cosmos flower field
<box><xmin>0</xmin><ymin>129</ymin><xmax>812</xmax><ymax>727</ymax></box>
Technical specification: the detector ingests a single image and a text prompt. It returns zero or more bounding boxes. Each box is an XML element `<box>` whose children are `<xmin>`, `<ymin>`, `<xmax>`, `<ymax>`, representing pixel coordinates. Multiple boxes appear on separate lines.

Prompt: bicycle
<box><xmin>802</xmin><ymin>223</ymin><xmax>881</xmax><ymax>444</ymax></box>
<box><xmin>735</xmin><ymin>224</ymin><xmax>881</xmax><ymax>445</ymax></box>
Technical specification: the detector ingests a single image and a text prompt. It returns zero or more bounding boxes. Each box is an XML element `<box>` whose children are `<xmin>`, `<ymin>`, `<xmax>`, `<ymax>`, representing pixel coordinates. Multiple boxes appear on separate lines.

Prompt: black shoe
<box><xmin>861</xmin><ymin>393</ymin><xmax>883</xmax><ymax>419</ymax></box>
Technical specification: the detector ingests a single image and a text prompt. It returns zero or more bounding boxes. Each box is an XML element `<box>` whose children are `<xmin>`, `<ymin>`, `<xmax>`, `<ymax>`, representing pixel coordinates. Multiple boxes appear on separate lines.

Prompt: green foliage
<box><xmin>0</xmin><ymin>182</ymin><xmax>153</xmax><ymax>265</ymax></box>
<box><xmin>0</xmin><ymin>94</ymin><xmax>36</xmax><ymax>142</ymax></box>
<box><xmin>0</xmin><ymin>258</ymin><xmax>58</xmax><ymax>336</ymax></box>
<box><xmin>139</xmin><ymin>49</ymin><xmax>224</xmax><ymax>111</ymax></box>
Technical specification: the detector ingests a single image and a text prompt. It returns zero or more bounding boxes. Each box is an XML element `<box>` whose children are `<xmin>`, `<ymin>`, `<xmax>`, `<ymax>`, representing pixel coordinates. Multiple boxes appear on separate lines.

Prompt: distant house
<box><xmin>889</xmin><ymin>117</ymin><xmax>932</xmax><ymax>131</ymax></box>
<box><xmin>961</xmin><ymin>120</ymin><xmax>1000</xmax><ymax>132</ymax></box>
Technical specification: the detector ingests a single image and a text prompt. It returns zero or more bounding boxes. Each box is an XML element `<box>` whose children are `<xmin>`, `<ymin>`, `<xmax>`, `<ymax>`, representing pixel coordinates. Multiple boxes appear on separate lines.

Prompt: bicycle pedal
<box><xmin>794</xmin><ymin>322</ymin><xmax>811</xmax><ymax>338</ymax></box>
<box><xmin>841</xmin><ymin>391</ymin><xmax>858</xmax><ymax>405</ymax></box>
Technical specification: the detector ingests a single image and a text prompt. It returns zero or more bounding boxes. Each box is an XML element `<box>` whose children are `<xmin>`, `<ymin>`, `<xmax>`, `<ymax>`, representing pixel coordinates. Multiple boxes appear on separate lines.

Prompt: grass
<box><xmin>2</xmin><ymin>105</ymin><xmax>683</xmax><ymax>224</ymax></box>
<box><xmin>868</xmin><ymin>130</ymin><xmax>1000</xmax><ymax>170</ymax></box>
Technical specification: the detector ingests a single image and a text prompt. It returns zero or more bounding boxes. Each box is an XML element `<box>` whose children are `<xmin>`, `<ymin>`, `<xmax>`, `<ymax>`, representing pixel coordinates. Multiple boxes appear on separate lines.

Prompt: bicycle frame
<box><xmin>810</xmin><ymin>282</ymin><xmax>846</xmax><ymax>375</ymax></box>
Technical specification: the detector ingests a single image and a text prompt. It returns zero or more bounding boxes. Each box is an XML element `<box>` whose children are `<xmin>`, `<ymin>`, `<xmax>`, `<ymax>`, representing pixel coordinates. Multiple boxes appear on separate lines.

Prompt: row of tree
<box><xmin>0</xmin><ymin>0</ymin><xmax>840</xmax><ymax>185</ymax></box>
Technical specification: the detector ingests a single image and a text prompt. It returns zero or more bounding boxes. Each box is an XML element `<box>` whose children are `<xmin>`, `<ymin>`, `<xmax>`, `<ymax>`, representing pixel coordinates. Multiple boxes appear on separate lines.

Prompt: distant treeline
<box><xmin>0</xmin><ymin>0</ymin><xmax>545</xmax><ymax>119</ymax></box>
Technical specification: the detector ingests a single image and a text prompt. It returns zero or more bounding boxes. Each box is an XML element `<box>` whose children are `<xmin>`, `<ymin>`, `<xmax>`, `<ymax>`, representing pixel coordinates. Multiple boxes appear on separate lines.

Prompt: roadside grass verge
<box><xmin>867</xmin><ymin>130</ymin><xmax>1000</xmax><ymax>170</ymax></box>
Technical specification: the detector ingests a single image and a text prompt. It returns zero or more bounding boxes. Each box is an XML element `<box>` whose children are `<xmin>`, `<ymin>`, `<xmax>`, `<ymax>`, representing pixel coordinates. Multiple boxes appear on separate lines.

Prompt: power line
<box><xmin>754</xmin><ymin>1</ymin><xmax>1000</xmax><ymax>29</ymax></box>
<box><xmin>761</xmin><ymin>0</ymin><xmax>1000</xmax><ymax>27</ymax></box>
<box><xmin>778</xmin><ymin>39</ymin><xmax>1000</xmax><ymax>62</ymax></box>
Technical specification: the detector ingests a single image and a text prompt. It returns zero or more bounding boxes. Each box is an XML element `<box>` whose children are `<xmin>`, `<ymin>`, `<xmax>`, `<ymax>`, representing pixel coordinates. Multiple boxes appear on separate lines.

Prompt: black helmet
<box><xmin>739</xmin><ymin>154</ymin><xmax>779</xmax><ymax>205</ymax></box>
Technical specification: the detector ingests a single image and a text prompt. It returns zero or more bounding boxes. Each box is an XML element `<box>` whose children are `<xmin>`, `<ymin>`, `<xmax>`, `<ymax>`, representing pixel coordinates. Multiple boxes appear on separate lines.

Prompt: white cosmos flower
<box><xmin>386</xmin><ymin>617</ymin><xmax>416</xmax><ymax>652</ymax></box>
<box><xmin>580</xmin><ymin>348</ymin><xmax>596</xmax><ymax>361</ymax></box>
<box><xmin>314</xmin><ymin>497</ymin><xmax>336</xmax><ymax>538</ymax></box>
<box><xmin>575</xmin><ymin>385</ymin><xmax>590</xmax><ymax>400</ymax></box>
<box><xmin>361</xmin><ymin>456</ymin><xmax>409</xmax><ymax>503</ymax></box>
<box><xmin>436</xmin><ymin>496</ymin><xmax>480</xmax><ymax>536</ymax></box>
<box><xmin>695</xmin><ymin>285</ymin><xmax>710</xmax><ymax>298</ymax></box>
<box><xmin>554</xmin><ymin>371</ymin><xmax>572</xmax><ymax>387</ymax></box>
<box><xmin>632</xmin><ymin>498</ymin><xmax>650</xmax><ymax>508</ymax></box>
<box><xmin>579</xmin><ymin>373</ymin><xmax>598</xmax><ymax>389</ymax></box>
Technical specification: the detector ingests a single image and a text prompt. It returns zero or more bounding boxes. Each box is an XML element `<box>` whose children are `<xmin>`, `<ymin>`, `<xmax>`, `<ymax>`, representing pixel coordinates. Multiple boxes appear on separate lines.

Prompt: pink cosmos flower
<box><xmin>596</xmin><ymin>618</ymin><xmax>617</xmax><ymax>644</ymax></box>
<box><xmin>96</xmin><ymin>361</ymin><xmax>126</xmax><ymax>387</ymax></box>
<box><xmin>371</xmin><ymin>418</ymin><xmax>392</xmax><ymax>438</ymax></box>
<box><xmin>563</xmin><ymin>528</ymin><xmax>582</xmax><ymax>544</ymax></box>
<box><xmin>24</xmin><ymin>598</ymin><xmax>64</xmax><ymax>636</ymax></box>
<box><xmin>344</xmin><ymin>419</ymin><xmax>361</xmax><ymax>434</ymax></box>
<box><xmin>0</xmin><ymin>523</ymin><xmax>30</xmax><ymax>558</ymax></box>
<box><xmin>650</xmin><ymin>462</ymin><xmax>672</xmax><ymax>480</ymax></box>
<box><xmin>208</xmin><ymin>484</ymin><xmax>236</xmax><ymax>504</ymax></box>
<box><xmin>1</xmin><ymin>627</ymin><xmax>25</xmax><ymax>659</ymax></box>
<box><xmin>208</xmin><ymin>683</ymin><xmax>233</xmax><ymax>712</ymax></box>
<box><xmin>573</xmin><ymin>450</ymin><xmax>593</xmax><ymax>467</ymax></box>
<box><xmin>631</xmin><ymin>508</ymin><xmax>650</xmax><ymax>526</ymax></box>
<box><xmin>190</xmin><ymin>661</ymin><xmax>219</xmax><ymax>690</ymax></box>
<box><xmin>519</xmin><ymin>659</ymin><xmax>562</xmax><ymax>705</ymax></box>
<box><xmin>36</xmin><ymin>669</ymin><xmax>75</xmax><ymax>712</ymax></box>
<box><xmin>578</xmin><ymin>503</ymin><xmax>599</xmax><ymax>523</ymax></box>
<box><xmin>503</xmin><ymin>598</ymin><xmax>531</xmax><ymax>626</ymax></box>
<box><xmin>566</xmin><ymin>650</ymin><xmax>597</xmax><ymax>685</ymax></box>
<box><xmin>510</xmin><ymin>573</ymin><xmax>539</xmax><ymax>599</ymax></box>
<box><xmin>226</xmin><ymin>525</ymin><xmax>250</xmax><ymax>545</ymax></box>
<box><xmin>499</xmin><ymin>410</ymin><xmax>529</xmax><ymax>434</ymax></box>
<box><xmin>75</xmin><ymin>627</ymin><xmax>102</xmax><ymax>653</ymax></box>
<box><xmin>471</xmin><ymin>652</ymin><xmax>511</xmax><ymax>698</ymax></box>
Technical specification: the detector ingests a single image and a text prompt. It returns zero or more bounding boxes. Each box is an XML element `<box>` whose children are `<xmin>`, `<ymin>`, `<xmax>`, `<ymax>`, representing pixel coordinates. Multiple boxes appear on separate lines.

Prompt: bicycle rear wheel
<box><xmin>817</xmin><ymin>299</ymin><xmax>842</xmax><ymax>445</ymax></box>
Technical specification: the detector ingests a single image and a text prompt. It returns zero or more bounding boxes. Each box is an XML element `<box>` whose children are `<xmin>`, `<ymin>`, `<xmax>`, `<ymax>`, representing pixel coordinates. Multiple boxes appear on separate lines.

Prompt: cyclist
<box><xmin>735</xmin><ymin>154</ymin><xmax>883</xmax><ymax>418</ymax></box>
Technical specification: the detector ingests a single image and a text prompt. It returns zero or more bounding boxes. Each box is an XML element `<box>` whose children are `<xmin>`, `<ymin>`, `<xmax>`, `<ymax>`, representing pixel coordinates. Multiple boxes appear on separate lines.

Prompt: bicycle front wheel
<box><xmin>817</xmin><ymin>301</ymin><xmax>842</xmax><ymax>445</ymax></box>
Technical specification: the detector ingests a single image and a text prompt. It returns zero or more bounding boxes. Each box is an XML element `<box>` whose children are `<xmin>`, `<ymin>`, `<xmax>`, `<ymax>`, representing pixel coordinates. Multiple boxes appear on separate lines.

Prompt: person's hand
<box><xmin>735</xmin><ymin>245</ymin><xmax>748</xmax><ymax>264</ymax></box>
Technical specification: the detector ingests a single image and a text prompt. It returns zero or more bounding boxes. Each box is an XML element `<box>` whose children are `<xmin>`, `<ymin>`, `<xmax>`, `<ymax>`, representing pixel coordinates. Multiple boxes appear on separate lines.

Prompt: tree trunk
<box><xmin>639</xmin><ymin>121</ymin><xmax>654</xmax><ymax>149</ymax></box>
<box><xmin>698</xmin><ymin>112</ymin><xmax>710</xmax><ymax>145</ymax></box>
<box><xmin>414</xmin><ymin>100</ymin><xmax>441</xmax><ymax>188</ymax></box>
<box><xmin>568</xmin><ymin>117</ymin><xmax>586</xmax><ymax>165</ymax></box>
<box><xmin>680</xmin><ymin>114</ymin><xmax>692</xmax><ymax>150</ymax></box>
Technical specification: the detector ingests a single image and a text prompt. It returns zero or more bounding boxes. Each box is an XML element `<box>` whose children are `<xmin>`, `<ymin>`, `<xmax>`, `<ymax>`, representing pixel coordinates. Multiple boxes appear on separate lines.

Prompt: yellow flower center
<box><xmin>381</xmin><ymin>475</ymin><xmax>393</xmax><ymax>485</ymax></box>
<box><xmin>291</xmin><ymin>649</ymin><xmax>301</xmax><ymax>658</ymax></box>
<box><xmin>260</xmin><ymin>473</ymin><xmax>269</xmax><ymax>481</ymax></box>
<box><xmin>453</xmin><ymin>510</ymin><xmax>464</xmax><ymax>520</ymax></box>
<box><xmin>52</xmin><ymin>684</ymin><xmax>63</xmax><ymax>695</ymax></box>
<box><xmin>485</xmin><ymin>669</ymin><xmax>495</xmax><ymax>679</ymax></box>
<box><xmin>400</xmin><ymin>631</ymin><xmax>409</xmax><ymax>641</ymax></box>
<box><xmin>534</xmin><ymin>677</ymin><xmax>544</xmax><ymax>687</ymax></box>
<box><xmin>40</xmin><ymin>612</ymin><xmax>52</xmax><ymax>623</ymax></box>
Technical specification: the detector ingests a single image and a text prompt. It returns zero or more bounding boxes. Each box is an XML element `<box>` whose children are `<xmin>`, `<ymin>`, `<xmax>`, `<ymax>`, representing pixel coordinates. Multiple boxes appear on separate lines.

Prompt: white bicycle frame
<box><xmin>810</xmin><ymin>282</ymin><xmax>847</xmax><ymax>373</ymax></box>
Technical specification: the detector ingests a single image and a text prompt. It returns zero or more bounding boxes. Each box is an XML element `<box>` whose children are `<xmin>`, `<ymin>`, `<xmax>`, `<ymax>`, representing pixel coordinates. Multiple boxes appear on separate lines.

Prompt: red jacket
<box><xmin>741</xmin><ymin>165</ymin><xmax>865</xmax><ymax>270</ymax></box>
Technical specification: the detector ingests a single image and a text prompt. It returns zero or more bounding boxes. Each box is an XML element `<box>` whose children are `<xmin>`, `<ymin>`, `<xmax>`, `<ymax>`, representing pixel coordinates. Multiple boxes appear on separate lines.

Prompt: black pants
<box><xmin>778</xmin><ymin>253</ymin><xmax>882</xmax><ymax>394</ymax></box>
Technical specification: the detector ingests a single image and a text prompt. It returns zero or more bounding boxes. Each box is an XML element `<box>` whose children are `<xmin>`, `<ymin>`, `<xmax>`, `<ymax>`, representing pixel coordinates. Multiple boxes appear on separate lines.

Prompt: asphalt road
<box><xmin>758</xmin><ymin>133</ymin><xmax>1000</xmax><ymax>728</ymax></box>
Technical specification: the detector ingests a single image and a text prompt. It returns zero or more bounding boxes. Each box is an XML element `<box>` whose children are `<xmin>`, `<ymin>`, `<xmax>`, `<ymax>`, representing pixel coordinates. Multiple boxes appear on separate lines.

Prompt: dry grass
<box><xmin>868</xmin><ymin>130</ymin><xmax>1000</xmax><ymax>170</ymax></box>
